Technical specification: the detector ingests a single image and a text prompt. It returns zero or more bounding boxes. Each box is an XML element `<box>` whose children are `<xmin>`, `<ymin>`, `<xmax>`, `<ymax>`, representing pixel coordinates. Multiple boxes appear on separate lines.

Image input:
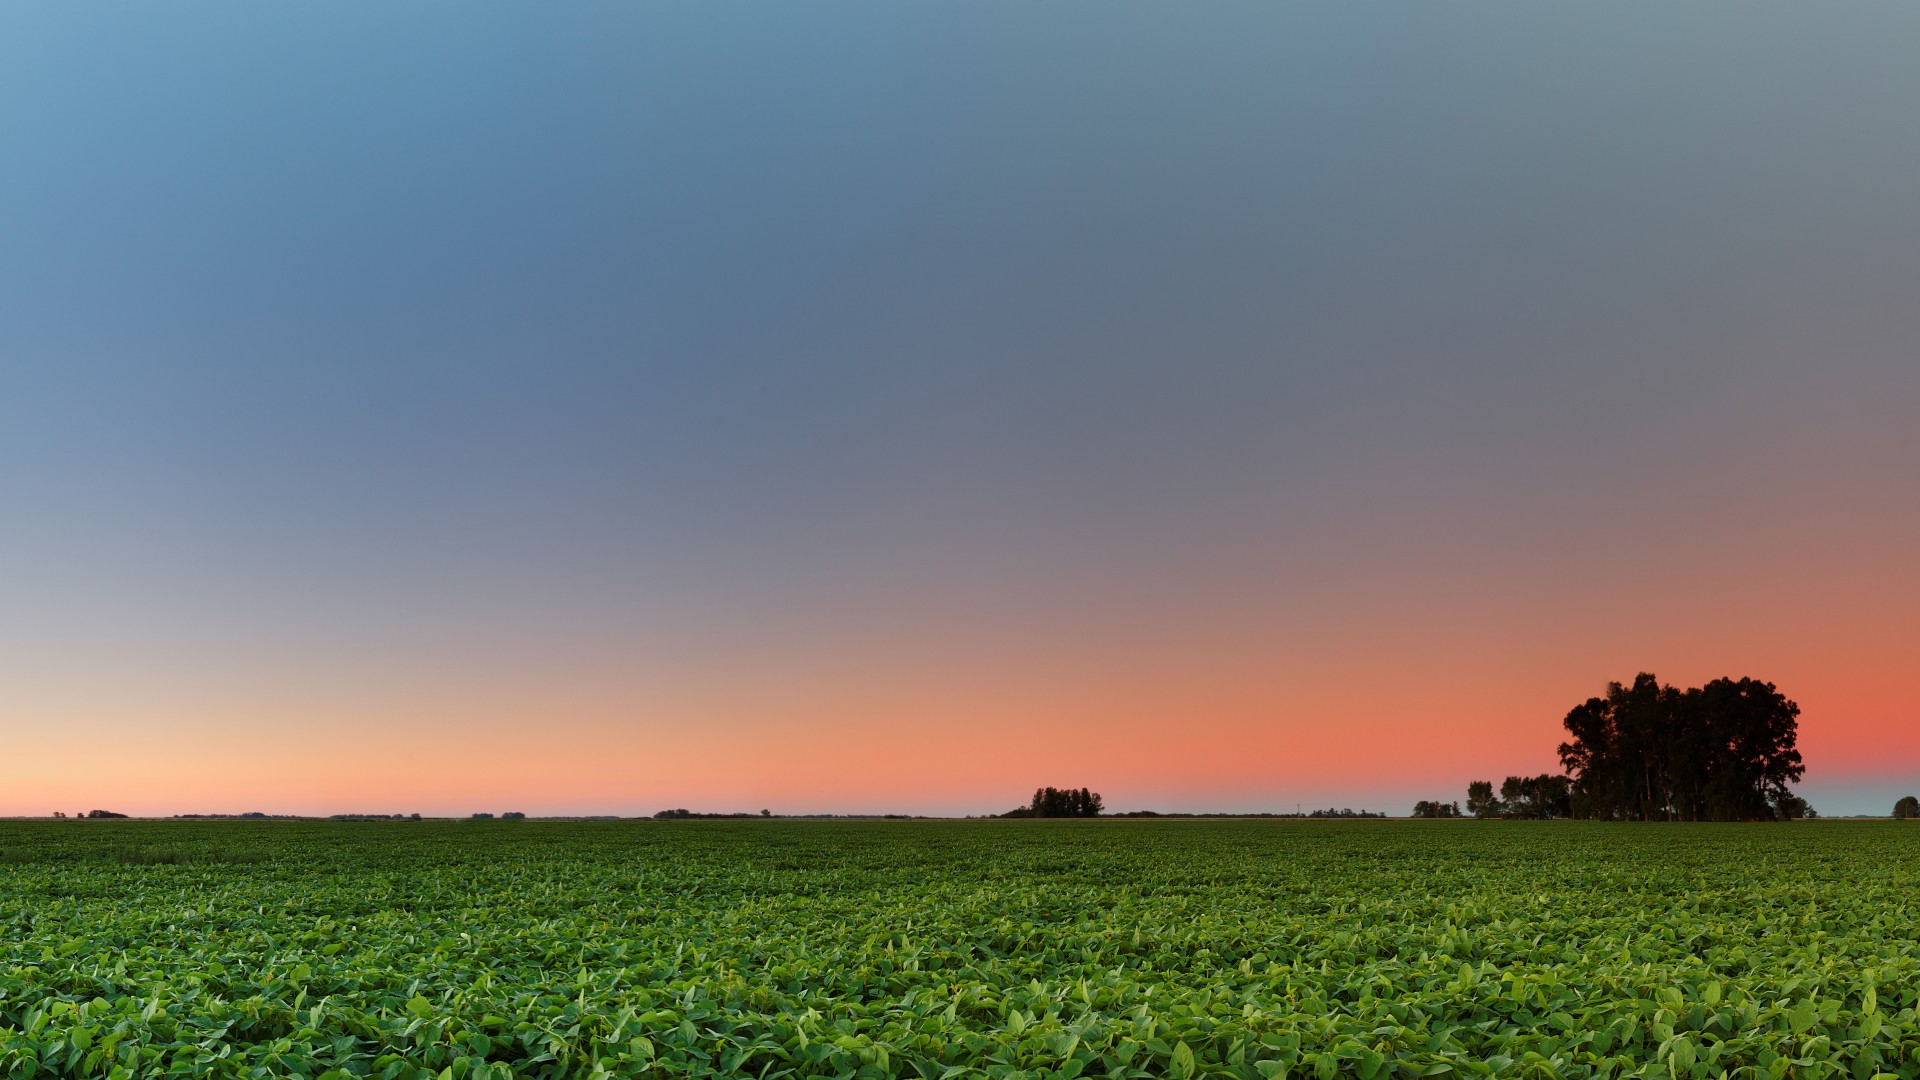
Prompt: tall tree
<box><xmin>1894</xmin><ymin>795</ymin><xmax>1919</xmax><ymax>820</ymax></box>
<box><xmin>1465</xmin><ymin>781</ymin><xmax>1502</xmax><ymax>819</ymax></box>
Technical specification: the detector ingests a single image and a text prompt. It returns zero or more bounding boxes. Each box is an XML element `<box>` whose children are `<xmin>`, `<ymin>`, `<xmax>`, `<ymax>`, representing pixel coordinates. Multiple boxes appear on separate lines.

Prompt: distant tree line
<box><xmin>1001</xmin><ymin>790</ymin><xmax>1384</xmax><ymax>820</ymax></box>
<box><xmin>1410</xmin><ymin>801</ymin><xmax>1460</xmax><ymax>819</ymax></box>
<box><xmin>1001</xmin><ymin>787</ymin><xmax>1104</xmax><ymax>818</ymax></box>
<box><xmin>653</xmin><ymin>809</ymin><xmax>768</xmax><ymax>819</ymax></box>
<box><xmin>1103</xmin><ymin>807</ymin><xmax>1385</xmax><ymax>819</ymax></box>
<box><xmin>1459</xmin><ymin>775</ymin><xmax>1573</xmax><ymax>820</ymax></box>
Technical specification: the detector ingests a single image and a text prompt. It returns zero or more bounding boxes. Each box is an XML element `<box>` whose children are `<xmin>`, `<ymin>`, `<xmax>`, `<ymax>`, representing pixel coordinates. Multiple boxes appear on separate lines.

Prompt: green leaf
<box><xmin>1170</xmin><ymin>1041</ymin><xmax>1195</xmax><ymax>1080</ymax></box>
<box><xmin>1670</xmin><ymin>1037</ymin><xmax>1695</xmax><ymax>1073</ymax></box>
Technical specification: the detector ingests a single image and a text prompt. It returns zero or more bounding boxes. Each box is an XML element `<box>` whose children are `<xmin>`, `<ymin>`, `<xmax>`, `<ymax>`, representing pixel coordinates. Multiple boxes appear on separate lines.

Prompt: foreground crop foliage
<box><xmin>0</xmin><ymin>820</ymin><xmax>1916</xmax><ymax>1079</ymax></box>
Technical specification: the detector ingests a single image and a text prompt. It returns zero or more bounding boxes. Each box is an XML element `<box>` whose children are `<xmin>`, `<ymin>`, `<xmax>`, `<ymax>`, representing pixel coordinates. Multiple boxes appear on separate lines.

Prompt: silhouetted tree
<box><xmin>1558</xmin><ymin>673</ymin><xmax>1806</xmax><ymax>821</ymax></box>
<box><xmin>1894</xmin><ymin>796</ymin><xmax>1919</xmax><ymax>820</ymax></box>
<box><xmin>1410</xmin><ymin>800</ymin><xmax>1461</xmax><ymax>819</ymax></box>
<box><xmin>1498</xmin><ymin>774</ymin><xmax>1571</xmax><ymax>819</ymax></box>
<box><xmin>1014</xmin><ymin>787</ymin><xmax>1105</xmax><ymax>818</ymax></box>
<box><xmin>1772</xmin><ymin>793</ymin><xmax>1815</xmax><ymax>820</ymax></box>
<box><xmin>1465</xmin><ymin>781</ymin><xmax>1502</xmax><ymax>819</ymax></box>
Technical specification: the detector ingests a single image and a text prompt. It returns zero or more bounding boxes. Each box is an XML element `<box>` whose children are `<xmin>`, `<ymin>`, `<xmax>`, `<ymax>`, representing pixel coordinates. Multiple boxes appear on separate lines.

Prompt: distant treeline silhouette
<box><xmin>1006</xmin><ymin>791</ymin><xmax>1382</xmax><ymax>814</ymax></box>
<box><xmin>1416</xmin><ymin>775</ymin><xmax>1573</xmax><ymax>819</ymax></box>
<box><xmin>1001</xmin><ymin>787</ymin><xmax>1104</xmax><ymax>818</ymax></box>
<box><xmin>1114</xmin><ymin>808</ymin><xmax>1385</xmax><ymax>819</ymax></box>
<box><xmin>1465</xmin><ymin>775</ymin><xmax>1574</xmax><ymax>820</ymax></box>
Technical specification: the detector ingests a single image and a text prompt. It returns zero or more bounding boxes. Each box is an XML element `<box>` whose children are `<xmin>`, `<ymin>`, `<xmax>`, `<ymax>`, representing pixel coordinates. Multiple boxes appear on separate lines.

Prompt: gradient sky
<box><xmin>3</xmin><ymin>3</ymin><xmax>1916</xmax><ymax>817</ymax></box>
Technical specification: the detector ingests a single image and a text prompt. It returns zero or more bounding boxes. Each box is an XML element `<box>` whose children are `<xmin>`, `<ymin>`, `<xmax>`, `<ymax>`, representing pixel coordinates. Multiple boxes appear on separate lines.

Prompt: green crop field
<box><xmin>0</xmin><ymin>820</ymin><xmax>1915</xmax><ymax>1080</ymax></box>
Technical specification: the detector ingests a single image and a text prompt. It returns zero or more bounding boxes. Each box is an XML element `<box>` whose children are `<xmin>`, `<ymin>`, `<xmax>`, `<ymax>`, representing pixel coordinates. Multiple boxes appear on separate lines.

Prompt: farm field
<box><xmin>0</xmin><ymin>820</ymin><xmax>1915</xmax><ymax>1080</ymax></box>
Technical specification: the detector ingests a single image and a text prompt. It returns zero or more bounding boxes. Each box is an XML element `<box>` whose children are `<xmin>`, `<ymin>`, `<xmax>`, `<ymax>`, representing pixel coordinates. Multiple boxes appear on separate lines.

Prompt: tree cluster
<box><xmin>1464</xmin><ymin>774</ymin><xmax>1573</xmax><ymax>820</ymax></box>
<box><xmin>1465</xmin><ymin>781</ymin><xmax>1499</xmax><ymax>819</ymax></box>
<box><xmin>1410</xmin><ymin>800</ymin><xmax>1461</xmax><ymax>819</ymax></box>
<box><xmin>1002</xmin><ymin>787</ymin><xmax>1104</xmax><ymax>818</ymax></box>
<box><xmin>1557</xmin><ymin>673</ymin><xmax>1809</xmax><ymax>821</ymax></box>
<box><xmin>1895</xmin><ymin>796</ymin><xmax>1919</xmax><ymax>820</ymax></box>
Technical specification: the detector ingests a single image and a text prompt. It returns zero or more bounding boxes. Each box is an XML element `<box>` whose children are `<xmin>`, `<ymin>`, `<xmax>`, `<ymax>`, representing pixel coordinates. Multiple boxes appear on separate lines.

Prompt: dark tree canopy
<box><xmin>1557</xmin><ymin>673</ymin><xmax>1807</xmax><ymax>821</ymax></box>
<box><xmin>1499</xmin><ymin>774</ymin><xmax>1572</xmax><ymax>820</ymax></box>
<box><xmin>1003</xmin><ymin>787</ymin><xmax>1104</xmax><ymax>818</ymax></box>
<box><xmin>1465</xmin><ymin>780</ymin><xmax>1501</xmax><ymax>819</ymax></box>
<box><xmin>1894</xmin><ymin>796</ymin><xmax>1919</xmax><ymax>820</ymax></box>
<box><xmin>1461</xmin><ymin>777</ymin><xmax>1570</xmax><ymax>819</ymax></box>
<box><xmin>1410</xmin><ymin>800</ymin><xmax>1461</xmax><ymax>819</ymax></box>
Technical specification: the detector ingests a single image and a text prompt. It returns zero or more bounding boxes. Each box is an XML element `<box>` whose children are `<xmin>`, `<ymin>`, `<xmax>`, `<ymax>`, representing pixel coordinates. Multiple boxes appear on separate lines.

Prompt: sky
<box><xmin>2</xmin><ymin>3</ymin><xmax>1916</xmax><ymax>818</ymax></box>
